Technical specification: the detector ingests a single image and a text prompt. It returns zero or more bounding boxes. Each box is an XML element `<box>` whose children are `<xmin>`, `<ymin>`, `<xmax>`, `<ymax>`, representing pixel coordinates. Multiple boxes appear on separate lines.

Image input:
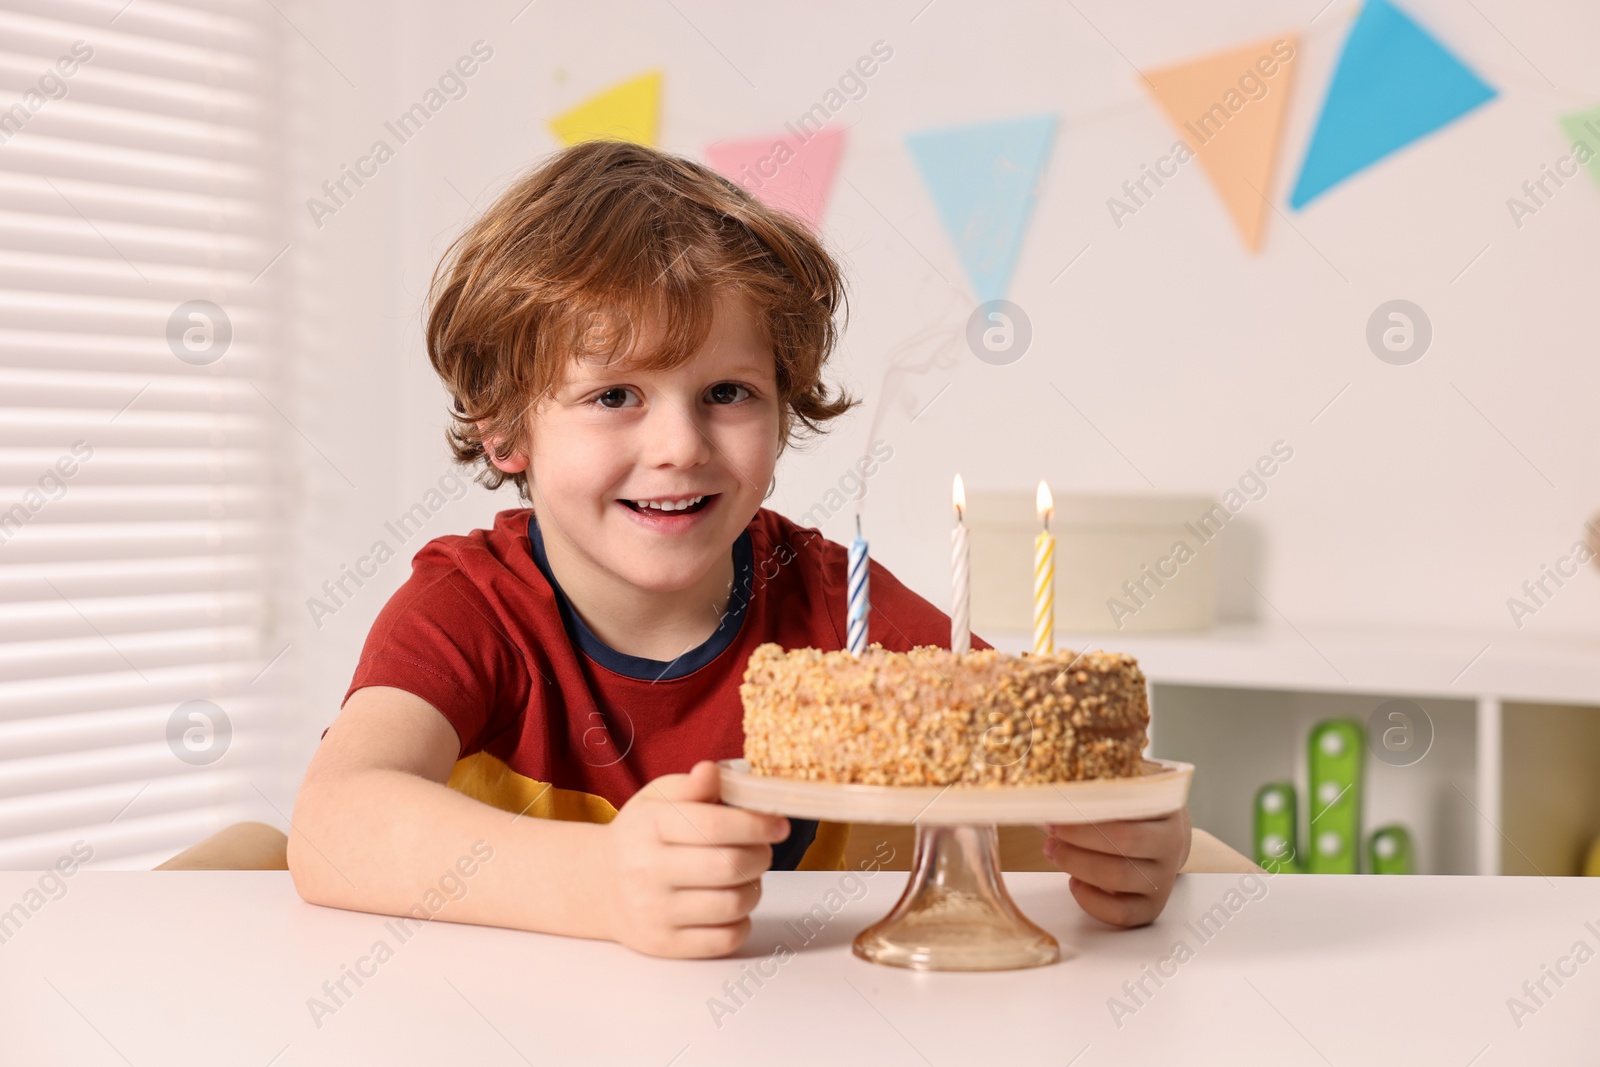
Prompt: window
<box><xmin>0</xmin><ymin>0</ymin><xmax>287</xmax><ymax>870</ymax></box>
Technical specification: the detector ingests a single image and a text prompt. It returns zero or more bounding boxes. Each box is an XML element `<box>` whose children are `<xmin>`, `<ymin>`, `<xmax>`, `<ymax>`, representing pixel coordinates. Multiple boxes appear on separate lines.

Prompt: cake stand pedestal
<box><xmin>717</xmin><ymin>758</ymin><xmax>1193</xmax><ymax>972</ymax></box>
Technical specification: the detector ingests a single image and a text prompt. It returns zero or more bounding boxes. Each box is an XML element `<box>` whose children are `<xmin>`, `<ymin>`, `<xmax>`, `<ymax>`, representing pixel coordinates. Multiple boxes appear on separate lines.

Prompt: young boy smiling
<box><xmin>288</xmin><ymin>140</ymin><xmax>1192</xmax><ymax>958</ymax></box>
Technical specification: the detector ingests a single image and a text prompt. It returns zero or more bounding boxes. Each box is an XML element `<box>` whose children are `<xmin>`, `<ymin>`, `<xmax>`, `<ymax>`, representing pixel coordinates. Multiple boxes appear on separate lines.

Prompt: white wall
<box><xmin>272</xmin><ymin>0</ymin><xmax>1600</xmax><ymax>791</ymax></box>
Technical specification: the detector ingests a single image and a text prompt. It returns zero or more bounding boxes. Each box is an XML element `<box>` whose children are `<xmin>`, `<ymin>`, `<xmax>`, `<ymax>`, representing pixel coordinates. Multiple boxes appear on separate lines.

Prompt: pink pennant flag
<box><xmin>705</xmin><ymin>128</ymin><xmax>845</xmax><ymax>231</ymax></box>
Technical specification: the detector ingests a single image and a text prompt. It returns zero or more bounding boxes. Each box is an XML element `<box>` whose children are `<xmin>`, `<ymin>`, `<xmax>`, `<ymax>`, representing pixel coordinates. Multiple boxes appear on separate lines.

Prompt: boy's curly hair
<box><xmin>425</xmin><ymin>139</ymin><xmax>856</xmax><ymax>501</ymax></box>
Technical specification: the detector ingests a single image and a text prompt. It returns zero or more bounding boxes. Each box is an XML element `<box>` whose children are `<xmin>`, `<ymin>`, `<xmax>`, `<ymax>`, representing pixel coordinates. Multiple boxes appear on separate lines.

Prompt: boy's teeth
<box><xmin>635</xmin><ymin>496</ymin><xmax>704</xmax><ymax>512</ymax></box>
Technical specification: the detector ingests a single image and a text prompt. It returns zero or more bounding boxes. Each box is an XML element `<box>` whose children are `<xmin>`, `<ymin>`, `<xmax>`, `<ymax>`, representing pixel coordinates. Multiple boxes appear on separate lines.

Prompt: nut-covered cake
<box><xmin>739</xmin><ymin>643</ymin><xmax>1150</xmax><ymax>787</ymax></box>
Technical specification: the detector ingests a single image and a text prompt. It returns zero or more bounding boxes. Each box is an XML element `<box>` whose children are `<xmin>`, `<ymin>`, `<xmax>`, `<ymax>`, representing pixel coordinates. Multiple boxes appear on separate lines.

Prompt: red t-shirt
<box><xmin>340</xmin><ymin>506</ymin><xmax>990</xmax><ymax>870</ymax></box>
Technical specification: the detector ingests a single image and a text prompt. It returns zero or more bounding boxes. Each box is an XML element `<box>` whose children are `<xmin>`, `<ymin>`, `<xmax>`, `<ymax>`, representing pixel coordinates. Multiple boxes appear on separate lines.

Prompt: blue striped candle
<box><xmin>847</xmin><ymin>515</ymin><xmax>869</xmax><ymax>655</ymax></box>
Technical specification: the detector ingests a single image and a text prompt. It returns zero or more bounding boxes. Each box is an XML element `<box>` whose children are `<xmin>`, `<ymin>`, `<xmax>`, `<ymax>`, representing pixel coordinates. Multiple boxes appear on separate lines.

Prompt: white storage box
<box><xmin>966</xmin><ymin>492</ymin><xmax>1219</xmax><ymax>635</ymax></box>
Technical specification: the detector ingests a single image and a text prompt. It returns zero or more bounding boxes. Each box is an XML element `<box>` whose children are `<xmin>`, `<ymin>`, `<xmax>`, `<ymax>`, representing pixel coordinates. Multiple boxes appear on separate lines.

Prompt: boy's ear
<box><xmin>479</xmin><ymin>426</ymin><xmax>529</xmax><ymax>474</ymax></box>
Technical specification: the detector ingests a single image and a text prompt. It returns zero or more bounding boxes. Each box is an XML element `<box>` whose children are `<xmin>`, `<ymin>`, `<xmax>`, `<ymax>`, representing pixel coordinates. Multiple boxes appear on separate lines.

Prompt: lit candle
<box><xmin>952</xmin><ymin>474</ymin><xmax>970</xmax><ymax>655</ymax></box>
<box><xmin>847</xmin><ymin>514</ymin><xmax>869</xmax><ymax>655</ymax></box>
<box><xmin>1034</xmin><ymin>481</ymin><xmax>1055</xmax><ymax>655</ymax></box>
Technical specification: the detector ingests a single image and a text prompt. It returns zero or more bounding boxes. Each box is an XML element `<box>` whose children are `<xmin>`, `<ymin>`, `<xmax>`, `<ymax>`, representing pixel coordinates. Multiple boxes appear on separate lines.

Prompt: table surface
<box><xmin>1</xmin><ymin>869</ymin><xmax>1594</xmax><ymax>1065</ymax></box>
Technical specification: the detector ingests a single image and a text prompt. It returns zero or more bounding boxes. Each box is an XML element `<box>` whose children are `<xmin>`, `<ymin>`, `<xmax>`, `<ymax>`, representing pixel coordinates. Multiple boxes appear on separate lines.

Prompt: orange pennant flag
<box><xmin>1143</xmin><ymin>36</ymin><xmax>1298</xmax><ymax>251</ymax></box>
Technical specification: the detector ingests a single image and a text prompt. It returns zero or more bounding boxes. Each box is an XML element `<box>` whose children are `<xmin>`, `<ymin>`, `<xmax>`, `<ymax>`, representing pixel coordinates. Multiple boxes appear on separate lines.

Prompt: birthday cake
<box><xmin>739</xmin><ymin>643</ymin><xmax>1150</xmax><ymax>787</ymax></box>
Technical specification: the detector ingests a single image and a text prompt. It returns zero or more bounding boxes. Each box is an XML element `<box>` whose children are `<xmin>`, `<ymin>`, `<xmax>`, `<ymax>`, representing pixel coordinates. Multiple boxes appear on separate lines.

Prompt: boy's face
<box><xmin>515</xmin><ymin>290</ymin><xmax>782</xmax><ymax>597</ymax></box>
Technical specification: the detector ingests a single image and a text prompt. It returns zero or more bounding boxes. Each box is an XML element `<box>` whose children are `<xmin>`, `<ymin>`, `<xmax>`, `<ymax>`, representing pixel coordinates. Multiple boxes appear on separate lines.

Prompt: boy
<box><xmin>289</xmin><ymin>140</ymin><xmax>1192</xmax><ymax>959</ymax></box>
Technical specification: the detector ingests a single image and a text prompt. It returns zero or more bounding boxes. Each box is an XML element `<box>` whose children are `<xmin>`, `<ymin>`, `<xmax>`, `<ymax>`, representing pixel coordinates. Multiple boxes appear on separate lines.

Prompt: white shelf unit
<box><xmin>987</xmin><ymin>625</ymin><xmax>1600</xmax><ymax>876</ymax></box>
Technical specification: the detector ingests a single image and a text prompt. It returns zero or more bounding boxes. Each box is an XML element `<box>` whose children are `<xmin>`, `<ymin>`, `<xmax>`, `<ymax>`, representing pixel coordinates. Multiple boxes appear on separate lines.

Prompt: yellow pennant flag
<box><xmin>549</xmin><ymin>70</ymin><xmax>662</xmax><ymax>147</ymax></box>
<box><xmin>1143</xmin><ymin>36</ymin><xmax>1298</xmax><ymax>251</ymax></box>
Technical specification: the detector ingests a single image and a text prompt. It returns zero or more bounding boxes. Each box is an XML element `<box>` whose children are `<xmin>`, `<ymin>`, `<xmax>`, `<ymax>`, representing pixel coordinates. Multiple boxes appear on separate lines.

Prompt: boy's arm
<box><xmin>289</xmin><ymin>685</ymin><xmax>616</xmax><ymax>941</ymax></box>
<box><xmin>289</xmin><ymin>685</ymin><xmax>789</xmax><ymax>956</ymax></box>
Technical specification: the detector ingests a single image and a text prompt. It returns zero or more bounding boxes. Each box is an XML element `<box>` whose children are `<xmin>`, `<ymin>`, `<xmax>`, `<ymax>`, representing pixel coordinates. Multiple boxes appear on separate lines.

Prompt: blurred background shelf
<box><xmin>986</xmin><ymin>626</ymin><xmax>1600</xmax><ymax>877</ymax></box>
<box><xmin>989</xmin><ymin>623</ymin><xmax>1600</xmax><ymax>704</ymax></box>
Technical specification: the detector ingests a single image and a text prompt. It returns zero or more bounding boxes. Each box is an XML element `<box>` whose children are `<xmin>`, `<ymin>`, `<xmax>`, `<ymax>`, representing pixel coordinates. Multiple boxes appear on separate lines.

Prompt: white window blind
<box><xmin>0</xmin><ymin>0</ymin><xmax>287</xmax><ymax>870</ymax></box>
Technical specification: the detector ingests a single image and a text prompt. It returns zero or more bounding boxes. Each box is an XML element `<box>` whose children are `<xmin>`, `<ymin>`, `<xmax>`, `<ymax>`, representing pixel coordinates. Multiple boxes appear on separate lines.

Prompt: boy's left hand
<box><xmin>1042</xmin><ymin>807</ymin><xmax>1192</xmax><ymax>928</ymax></box>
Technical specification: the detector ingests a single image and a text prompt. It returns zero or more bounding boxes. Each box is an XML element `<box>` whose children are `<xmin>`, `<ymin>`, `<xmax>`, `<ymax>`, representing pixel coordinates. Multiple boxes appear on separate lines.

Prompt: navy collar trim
<box><xmin>526</xmin><ymin>512</ymin><xmax>753</xmax><ymax>681</ymax></box>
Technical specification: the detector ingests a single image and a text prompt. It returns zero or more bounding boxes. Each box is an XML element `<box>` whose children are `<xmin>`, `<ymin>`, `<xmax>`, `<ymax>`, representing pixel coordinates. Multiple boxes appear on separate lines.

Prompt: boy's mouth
<box><xmin>620</xmin><ymin>494</ymin><xmax>713</xmax><ymax>514</ymax></box>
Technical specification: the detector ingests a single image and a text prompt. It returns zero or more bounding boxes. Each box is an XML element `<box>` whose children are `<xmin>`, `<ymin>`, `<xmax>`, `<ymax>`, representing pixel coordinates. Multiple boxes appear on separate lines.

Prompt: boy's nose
<box><xmin>642</xmin><ymin>401</ymin><xmax>713</xmax><ymax>468</ymax></box>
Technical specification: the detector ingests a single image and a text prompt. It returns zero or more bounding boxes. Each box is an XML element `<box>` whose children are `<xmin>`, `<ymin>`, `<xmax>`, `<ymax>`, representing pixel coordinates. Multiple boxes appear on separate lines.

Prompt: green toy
<box><xmin>1368</xmin><ymin>825</ymin><xmax>1413</xmax><ymax>874</ymax></box>
<box><xmin>1307</xmin><ymin>719</ymin><xmax>1363</xmax><ymax>874</ymax></box>
<box><xmin>1253</xmin><ymin>782</ymin><xmax>1301</xmax><ymax>873</ymax></box>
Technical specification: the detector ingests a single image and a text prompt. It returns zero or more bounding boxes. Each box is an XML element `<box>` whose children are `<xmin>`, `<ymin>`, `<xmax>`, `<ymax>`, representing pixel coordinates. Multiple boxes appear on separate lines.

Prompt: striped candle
<box><xmin>1033</xmin><ymin>480</ymin><xmax>1055</xmax><ymax>655</ymax></box>
<box><xmin>847</xmin><ymin>514</ymin><xmax>869</xmax><ymax>654</ymax></box>
<box><xmin>951</xmin><ymin>474</ymin><xmax>970</xmax><ymax>655</ymax></box>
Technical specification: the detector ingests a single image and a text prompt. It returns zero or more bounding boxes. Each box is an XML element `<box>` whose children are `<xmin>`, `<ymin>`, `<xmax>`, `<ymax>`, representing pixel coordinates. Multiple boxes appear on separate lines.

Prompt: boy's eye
<box><xmin>706</xmin><ymin>382</ymin><xmax>750</xmax><ymax>405</ymax></box>
<box><xmin>594</xmin><ymin>387</ymin><xmax>636</xmax><ymax>409</ymax></box>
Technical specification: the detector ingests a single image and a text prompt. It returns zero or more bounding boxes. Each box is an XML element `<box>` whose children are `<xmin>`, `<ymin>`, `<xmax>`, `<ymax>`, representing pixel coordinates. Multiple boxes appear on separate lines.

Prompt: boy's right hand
<box><xmin>602</xmin><ymin>759</ymin><xmax>790</xmax><ymax>959</ymax></box>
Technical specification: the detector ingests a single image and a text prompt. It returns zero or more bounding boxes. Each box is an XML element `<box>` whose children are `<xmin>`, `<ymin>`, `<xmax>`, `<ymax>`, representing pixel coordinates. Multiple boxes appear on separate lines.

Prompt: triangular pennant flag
<box><xmin>1143</xmin><ymin>36</ymin><xmax>1298</xmax><ymax>251</ymax></box>
<box><xmin>1558</xmin><ymin>105</ymin><xmax>1600</xmax><ymax>189</ymax></box>
<box><xmin>1290</xmin><ymin>0</ymin><xmax>1495</xmax><ymax>208</ymax></box>
<box><xmin>704</xmin><ymin>128</ymin><xmax>846</xmax><ymax>231</ymax></box>
<box><xmin>905</xmin><ymin>114</ymin><xmax>1057</xmax><ymax>303</ymax></box>
<box><xmin>549</xmin><ymin>70</ymin><xmax>661</xmax><ymax>147</ymax></box>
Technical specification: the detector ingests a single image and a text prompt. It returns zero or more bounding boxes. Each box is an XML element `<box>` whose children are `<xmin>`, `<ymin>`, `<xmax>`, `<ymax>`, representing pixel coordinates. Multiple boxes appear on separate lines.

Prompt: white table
<box><xmin>0</xmin><ymin>870</ymin><xmax>1593</xmax><ymax>1065</ymax></box>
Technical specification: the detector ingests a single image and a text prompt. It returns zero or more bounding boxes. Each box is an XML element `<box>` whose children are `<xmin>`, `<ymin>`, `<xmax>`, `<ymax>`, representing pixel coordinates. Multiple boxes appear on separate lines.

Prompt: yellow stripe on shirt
<box><xmin>445</xmin><ymin>751</ymin><xmax>849</xmax><ymax>870</ymax></box>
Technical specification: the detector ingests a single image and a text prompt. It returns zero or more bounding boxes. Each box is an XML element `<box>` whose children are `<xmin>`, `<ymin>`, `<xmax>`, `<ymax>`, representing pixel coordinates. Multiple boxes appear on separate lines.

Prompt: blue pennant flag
<box><xmin>1290</xmin><ymin>0</ymin><xmax>1496</xmax><ymax>209</ymax></box>
<box><xmin>906</xmin><ymin>114</ymin><xmax>1058</xmax><ymax>302</ymax></box>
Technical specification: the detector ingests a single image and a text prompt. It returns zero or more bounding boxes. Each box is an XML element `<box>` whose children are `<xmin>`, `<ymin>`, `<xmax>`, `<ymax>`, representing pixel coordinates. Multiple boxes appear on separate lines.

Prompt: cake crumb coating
<box><xmin>739</xmin><ymin>643</ymin><xmax>1150</xmax><ymax>786</ymax></box>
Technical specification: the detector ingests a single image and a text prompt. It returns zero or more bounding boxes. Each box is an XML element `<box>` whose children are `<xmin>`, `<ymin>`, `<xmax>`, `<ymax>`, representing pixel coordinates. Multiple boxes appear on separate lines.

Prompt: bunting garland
<box><xmin>546</xmin><ymin>3</ymin><xmax>1568</xmax><ymax>258</ymax></box>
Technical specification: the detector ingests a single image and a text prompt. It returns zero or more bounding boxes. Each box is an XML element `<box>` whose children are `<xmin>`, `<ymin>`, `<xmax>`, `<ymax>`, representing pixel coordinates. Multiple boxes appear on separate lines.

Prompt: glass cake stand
<box><xmin>717</xmin><ymin>758</ymin><xmax>1193</xmax><ymax>972</ymax></box>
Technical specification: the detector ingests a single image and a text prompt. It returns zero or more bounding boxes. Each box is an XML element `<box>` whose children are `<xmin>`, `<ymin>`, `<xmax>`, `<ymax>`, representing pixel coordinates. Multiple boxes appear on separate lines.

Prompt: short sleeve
<box><xmin>342</xmin><ymin>567</ymin><xmax>522</xmax><ymax>755</ymax></box>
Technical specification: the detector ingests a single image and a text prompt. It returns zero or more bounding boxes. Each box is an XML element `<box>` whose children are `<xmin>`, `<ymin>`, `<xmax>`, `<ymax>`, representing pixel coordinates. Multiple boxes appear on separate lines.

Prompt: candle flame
<box><xmin>952</xmin><ymin>473</ymin><xmax>966</xmax><ymax>519</ymax></box>
<box><xmin>1036</xmin><ymin>480</ymin><xmax>1054</xmax><ymax>524</ymax></box>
